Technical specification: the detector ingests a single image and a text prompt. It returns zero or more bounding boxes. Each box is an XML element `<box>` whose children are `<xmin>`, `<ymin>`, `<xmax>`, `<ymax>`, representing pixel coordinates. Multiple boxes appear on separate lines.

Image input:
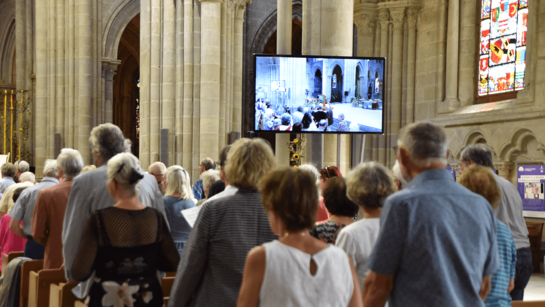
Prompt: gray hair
<box><xmin>57</xmin><ymin>148</ymin><xmax>84</xmax><ymax>177</ymax></box>
<box><xmin>299</xmin><ymin>163</ymin><xmax>321</xmax><ymax>196</ymax></box>
<box><xmin>201</xmin><ymin>158</ymin><xmax>215</xmax><ymax>171</ymax></box>
<box><xmin>346</xmin><ymin>162</ymin><xmax>396</xmax><ymax>209</ymax></box>
<box><xmin>19</xmin><ymin>171</ymin><xmax>36</xmax><ymax>183</ymax></box>
<box><xmin>89</xmin><ymin>123</ymin><xmax>130</xmax><ymax>162</ymax></box>
<box><xmin>148</xmin><ymin>162</ymin><xmax>167</xmax><ymax>175</ymax></box>
<box><xmin>202</xmin><ymin>169</ymin><xmax>220</xmax><ymax>190</ymax></box>
<box><xmin>164</xmin><ymin>165</ymin><xmax>194</xmax><ymax>199</ymax></box>
<box><xmin>106</xmin><ymin>153</ymin><xmax>144</xmax><ymax>196</ymax></box>
<box><xmin>460</xmin><ymin>144</ymin><xmax>495</xmax><ymax>169</ymax></box>
<box><xmin>397</xmin><ymin>121</ymin><xmax>448</xmax><ymax>167</ymax></box>
<box><xmin>43</xmin><ymin>159</ymin><xmax>58</xmax><ymax>177</ymax></box>
<box><xmin>1</xmin><ymin>163</ymin><xmax>16</xmax><ymax>177</ymax></box>
<box><xmin>15</xmin><ymin>160</ymin><xmax>29</xmax><ymax>173</ymax></box>
<box><xmin>292</xmin><ymin>112</ymin><xmax>303</xmax><ymax>125</ymax></box>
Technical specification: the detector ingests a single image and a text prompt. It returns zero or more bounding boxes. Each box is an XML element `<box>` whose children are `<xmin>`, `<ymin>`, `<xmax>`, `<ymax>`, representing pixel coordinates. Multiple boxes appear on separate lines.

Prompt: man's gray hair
<box><xmin>1</xmin><ymin>163</ymin><xmax>16</xmax><ymax>177</ymax></box>
<box><xmin>201</xmin><ymin>158</ymin><xmax>215</xmax><ymax>171</ymax></box>
<box><xmin>148</xmin><ymin>162</ymin><xmax>167</xmax><ymax>175</ymax></box>
<box><xmin>19</xmin><ymin>171</ymin><xmax>36</xmax><ymax>183</ymax></box>
<box><xmin>43</xmin><ymin>159</ymin><xmax>58</xmax><ymax>177</ymax></box>
<box><xmin>15</xmin><ymin>160</ymin><xmax>29</xmax><ymax>173</ymax></box>
<box><xmin>89</xmin><ymin>123</ymin><xmax>130</xmax><ymax>162</ymax></box>
<box><xmin>398</xmin><ymin>121</ymin><xmax>448</xmax><ymax>167</ymax></box>
<box><xmin>57</xmin><ymin>148</ymin><xmax>84</xmax><ymax>176</ymax></box>
<box><xmin>460</xmin><ymin>144</ymin><xmax>495</xmax><ymax>169</ymax></box>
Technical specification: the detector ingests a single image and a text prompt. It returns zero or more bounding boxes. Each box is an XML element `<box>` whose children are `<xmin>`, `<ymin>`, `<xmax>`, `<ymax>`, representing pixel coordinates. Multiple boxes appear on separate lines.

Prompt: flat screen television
<box><xmin>253</xmin><ymin>54</ymin><xmax>386</xmax><ymax>134</ymax></box>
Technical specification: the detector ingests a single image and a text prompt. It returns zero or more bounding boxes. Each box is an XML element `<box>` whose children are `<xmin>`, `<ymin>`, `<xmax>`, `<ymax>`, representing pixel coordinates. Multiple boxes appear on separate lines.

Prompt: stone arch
<box><xmin>102</xmin><ymin>0</ymin><xmax>140</xmax><ymax>60</ymax></box>
<box><xmin>499</xmin><ymin>128</ymin><xmax>545</xmax><ymax>162</ymax></box>
<box><xmin>454</xmin><ymin>130</ymin><xmax>492</xmax><ymax>159</ymax></box>
<box><xmin>329</xmin><ymin>60</ymin><xmax>344</xmax><ymax>76</ymax></box>
<box><xmin>0</xmin><ymin>17</ymin><xmax>16</xmax><ymax>84</ymax></box>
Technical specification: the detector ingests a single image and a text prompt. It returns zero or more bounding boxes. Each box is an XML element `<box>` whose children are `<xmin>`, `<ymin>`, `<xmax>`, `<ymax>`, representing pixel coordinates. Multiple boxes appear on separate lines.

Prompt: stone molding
<box><xmin>407</xmin><ymin>6</ymin><xmax>420</xmax><ymax>30</ymax></box>
<box><xmin>389</xmin><ymin>8</ymin><xmax>405</xmax><ymax>31</ymax></box>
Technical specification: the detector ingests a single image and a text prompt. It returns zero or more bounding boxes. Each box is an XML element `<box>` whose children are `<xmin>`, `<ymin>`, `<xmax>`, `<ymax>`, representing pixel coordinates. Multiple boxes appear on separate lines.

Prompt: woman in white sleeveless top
<box><xmin>237</xmin><ymin>167</ymin><xmax>362</xmax><ymax>307</ymax></box>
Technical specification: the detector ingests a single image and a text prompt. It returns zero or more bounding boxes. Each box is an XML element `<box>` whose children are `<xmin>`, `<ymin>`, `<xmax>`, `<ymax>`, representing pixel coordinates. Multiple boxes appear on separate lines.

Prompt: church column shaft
<box><xmin>162</xmin><ymin>0</ymin><xmax>176</xmax><ymax>166</ymax></box>
<box><xmin>67</xmin><ymin>0</ymin><xmax>75</xmax><ymax>148</ymax></box>
<box><xmin>140</xmin><ymin>0</ymin><xmax>151</xmax><ymax>167</ymax></box>
<box><xmin>443</xmin><ymin>0</ymin><xmax>460</xmax><ymax>109</ymax></box>
<box><xmin>389</xmin><ymin>8</ymin><xmax>405</xmax><ymax>163</ymax></box>
<box><xmin>219</xmin><ymin>1</ymin><xmax>227</xmax><ymax>151</ymax></box>
<box><xmin>35</xmin><ymin>0</ymin><xmax>48</xmax><ymax>174</ymax></box>
<box><xmin>182</xmin><ymin>0</ymin><xmax>194</xmax><ymax>173</ymax></box>
<box><xmin>376</xmin><ymin>9</ymin><xmax>389</xmax><ymax>165</ymax></box>
<box><xmin>233</xmin><ymin>6</ymin><xmax>244</xmax><ymax>134</ymax></box>
<box><xmin>225</xmin><ymin>5</ymin><xmax>232</xmax><ymax>135</ymax></box>
<box><xmin>406</xmin><ymin>8</ymin><xmax>419</xmax><ymax>124</ymax></box>
<box><xmin>56</xmin><ymin>0</ymin><xmax>65</xmax><ymax>139</ymax></box>
<box><xmin>48</xmin><ymin>0</ymin><xmax>56</xmax><ymax>157</ymax></box>
<box><xmin>175</xmin><ymin>0</ymin><xmax>184</xmax><ymax>165</ymax></box>
<box><xmin>77</xmin><ymin>0</ymin><xmax>92</xmax><ymax>163</ymax></box>
<box><xmin>192</xmin><ymin>1</ymin><xmax>201</xmax><ymax>178</ymax></box>
<box><xmin>458</xmin><ymin>0</ymin><xmax>477</xmax><ymax>107</ymax></box>
<box><xmin>149</xmin><ymin>0</ymin><xmax>162</xmax><ymax>163</ymax></box>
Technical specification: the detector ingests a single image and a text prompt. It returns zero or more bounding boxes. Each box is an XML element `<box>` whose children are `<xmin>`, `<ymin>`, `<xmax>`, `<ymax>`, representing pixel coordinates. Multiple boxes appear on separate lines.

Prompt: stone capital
<box><xmin>199</xmin><ymin>0</ymin><xmax>223</xmax><ymax>3</ymax></box>
<box><xmin>407</xmin><ymin>7</ymin><xmax>420</xmax><ymax>30</ymax></box>
<box><xmin>389</xmin><ymin>8</ymin><xmax>405</xmax><ymax>31</ymax></box>
<box><xmin>235</xmin><ymin>5</ymin><xmax>246</xmax><ymax>20</ymax></box>
<box><xmin>101</xmin><ymin>58</ymin><xmax>122</xmax><ymax>82</ymax></box>
<box><xmin>355</xmin><ymin>14</ymin><xmax>377</xmax><ymax>37</ymax></box>
<box><xmin>494</xmin><ymin>162</ymin><xmax>514</xmax><ymax>172</ymax></box>
<box><xmin>378</xmin><ymin>9</ymin><xmax>390</xmax><ymax>25</ymax></box>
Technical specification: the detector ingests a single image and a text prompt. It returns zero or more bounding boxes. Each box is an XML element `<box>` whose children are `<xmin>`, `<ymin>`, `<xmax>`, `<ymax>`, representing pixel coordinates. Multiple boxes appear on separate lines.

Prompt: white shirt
<box><xmin>336</xmin><ymin>218</ymin><xmax>381</xmax><ymax>291</ymax></box>
<box><xmin>203</xmin><ymin>185</ymin><xmax>238</xmax><ymax>205</ymax></box>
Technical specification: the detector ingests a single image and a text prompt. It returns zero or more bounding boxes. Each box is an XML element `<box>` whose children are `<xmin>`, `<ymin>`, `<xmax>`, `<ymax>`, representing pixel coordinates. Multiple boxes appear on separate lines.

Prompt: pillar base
<box><xmin>438</xmin><ymin>98</ymin><xmax>460</xmax><ymax>114</ymax></box>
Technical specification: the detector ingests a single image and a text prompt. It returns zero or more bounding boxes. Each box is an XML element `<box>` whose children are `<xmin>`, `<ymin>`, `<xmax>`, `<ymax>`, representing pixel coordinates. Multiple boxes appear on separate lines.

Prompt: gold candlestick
<box><xmin>10</xmin><ymin>90</ymin><xmax>13</xmax><ymax>162</ymax></box>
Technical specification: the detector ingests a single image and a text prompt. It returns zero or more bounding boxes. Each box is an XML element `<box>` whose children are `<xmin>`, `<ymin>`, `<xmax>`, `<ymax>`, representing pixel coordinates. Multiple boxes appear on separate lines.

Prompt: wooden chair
<box><xmin>74</xmin><ymin>301</ymin><xmax>85</xmax><ymax>307</ymax></box>
<box><xmin>28</xmin><ymin>266</ymin><xmax>66</xmax><ymax>307</ymax></box>
<box><xmin>165</xmin><ymin>271</ymin><xmax>176</xmax><ymax>277</ymax></box>
<box><xmin>1</xmin><ymin>251</ymin><xmax>24</xmax><ymax>276</ymax></box>
<box><xmin>512</xmin><ymin>301</ymin><xmax>545</xmax><ymax>306</ymax></box>
<box><xmin>19</xmin><ymin>259</ymin><xmax>44</xmax><ymax>307</ymax></box>
<box><xmin>162</xmin><ymin>276</ymin><xmax>175</xmax><ymax>307</ymax></box>
<box><xmin>49</xmin><ymin>282</ymin><xmax>79</xmax><ymax>307</ymax></box>
<box><xmin>526</xmin><ymin>222</ymin><xmax>544</xmax><ymax>273</ymax></box>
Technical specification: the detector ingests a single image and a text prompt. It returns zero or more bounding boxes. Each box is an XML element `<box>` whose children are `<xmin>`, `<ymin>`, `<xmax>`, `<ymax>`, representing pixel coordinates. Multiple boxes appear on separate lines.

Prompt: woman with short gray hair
<box><xmin>336</xmin><ymin>162</ymin><xmax>396</xmax><ymax>292</ymax></box>
<box><xmin>162</xmin><ymin>165</ymin><xmax>196</xmax><ymax>254</ymax></box>
<box><xmin>71</xmin><ymin>153</ymin><xmax>180</xmax><ymax>307</ymax></box>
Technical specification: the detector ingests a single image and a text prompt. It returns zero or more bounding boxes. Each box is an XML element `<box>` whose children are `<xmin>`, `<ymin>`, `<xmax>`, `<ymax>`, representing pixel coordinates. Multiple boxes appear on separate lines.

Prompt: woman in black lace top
<box><xmin>70</xmin><ymin>153</ymin><xmax>180</xmax><ymax>307</ymax></box>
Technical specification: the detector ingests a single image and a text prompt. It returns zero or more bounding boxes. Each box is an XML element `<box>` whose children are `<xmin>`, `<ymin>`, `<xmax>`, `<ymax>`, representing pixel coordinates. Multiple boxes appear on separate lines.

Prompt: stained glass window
<box><xmin>479</xmin><ymin>0</ymin><xmax>527</xmax><ymax>96</ymax></box>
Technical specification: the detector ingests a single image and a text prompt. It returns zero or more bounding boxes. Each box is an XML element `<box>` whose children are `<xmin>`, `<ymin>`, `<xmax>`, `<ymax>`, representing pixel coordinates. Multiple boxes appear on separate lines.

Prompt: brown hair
<box><xmin>458</xmin><ymin>164</ymin><xmax>501</xmax><ymax>209</ymax></box>
<box><xmin>260</xmin><ymin>167</ymin><xmax>318</xmax><ymax>232</ymax></box>
<box><xmin>322</xmin><ymin>178</ymin><xmax>359</xmax><ymax>217</ymax></box>
<box><xmin>319</xmin><ymin>166</ymin><xmax>342</xmax><ymax>180</ymax></box>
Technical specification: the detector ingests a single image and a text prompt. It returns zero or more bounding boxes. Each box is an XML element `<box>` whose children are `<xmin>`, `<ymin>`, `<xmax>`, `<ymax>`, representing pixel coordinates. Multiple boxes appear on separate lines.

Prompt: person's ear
<box><xmin>398</xmin><ymin>146</ymin><xmax>411</xmax><ymax>167</ymax></box>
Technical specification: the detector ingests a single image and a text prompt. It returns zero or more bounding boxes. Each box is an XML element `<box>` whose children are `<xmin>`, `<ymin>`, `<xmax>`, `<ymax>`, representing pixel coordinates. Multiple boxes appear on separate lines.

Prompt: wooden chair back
<box><xmin>49</xmin><ymin>282</ymin><xmax>78</xmax><ymax>307</ymax></box>
<box><xmin>526</xmin><ymin>222</ymin><xmax>544</xmax><ymax>273</ymax></box>
<box><xmin>28</xmin><ymin>267</ymin><xmax>66</xmax><ymax>307</ymax></box>
<box><xmin>19</xmin><ymin>259</ymin><xmax>44</xmax><ymax>307</ymax></box>
<box><xmin>162</xmin><ymin>276</ymin><xmax>175</xmax><ymax>298</ymax></box>
<box><xmin>512</xmin><ymin>301</ymin><xmax>545</xmax><ymax>307</ymax></box>
<box><xmin>2</xmin><ymin>251</ymin><xmax>24</xmax><ymax>276</ymax></box>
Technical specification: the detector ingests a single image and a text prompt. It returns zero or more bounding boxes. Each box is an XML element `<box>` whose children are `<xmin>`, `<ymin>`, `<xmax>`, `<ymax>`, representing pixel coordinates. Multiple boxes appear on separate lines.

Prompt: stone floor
<box><xmin>524</xmin><ymin>273</ymin><xmax>545</xmax><ymax>301</ymax></box>
<box><xmin>329</xmin><ymin>103</ymin><xmax>383</xmax><ymax>130</ymax></box>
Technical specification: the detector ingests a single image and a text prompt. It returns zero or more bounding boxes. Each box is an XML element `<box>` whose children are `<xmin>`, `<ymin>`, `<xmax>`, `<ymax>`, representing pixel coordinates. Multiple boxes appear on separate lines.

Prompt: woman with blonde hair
<box><xmin>237</xmin><ymin>167</ymin><xmax>362</xmax><ymax>307</ymax></box>
<box><xmin>70</xmin><ymin>153</ymin><xmax>179</xmax><ymax>307</ymax></box>
<box><xmin>168</xmin><ymin>138</ymin><xmax>277</xmax><ymax>307</ymax></box>
<box><xmin>162</xmin><ymin>165</ymin><xmax>196</xmax><ymax>254</ymax></box>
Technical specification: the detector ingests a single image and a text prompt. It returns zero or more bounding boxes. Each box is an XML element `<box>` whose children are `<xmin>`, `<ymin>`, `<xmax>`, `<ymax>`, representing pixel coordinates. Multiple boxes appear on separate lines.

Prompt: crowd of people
<box><xmin>256</xmin><ymin>101</ymin><xmax>358</xmax><ymax>132</ymax></box>
<box><xmin>0</xmin><ymin>120</ymin><xmax>535</xmax><ymax>307</ymax></box>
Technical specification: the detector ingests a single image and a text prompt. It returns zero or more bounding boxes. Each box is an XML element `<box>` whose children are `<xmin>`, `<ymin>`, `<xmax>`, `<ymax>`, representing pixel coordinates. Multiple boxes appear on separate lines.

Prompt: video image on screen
<box><xmin>254</xmin><ymin>55</ymin><xmax>385</xmax><ymax>133</ymax></box>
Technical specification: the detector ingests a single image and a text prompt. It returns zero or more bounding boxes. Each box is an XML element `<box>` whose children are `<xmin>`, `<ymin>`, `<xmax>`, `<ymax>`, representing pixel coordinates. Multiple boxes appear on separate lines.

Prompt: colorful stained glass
<box><xmin>478</xmin><ymin>0</ymin><xmax>527</xmax><ymax>96</ymax></box>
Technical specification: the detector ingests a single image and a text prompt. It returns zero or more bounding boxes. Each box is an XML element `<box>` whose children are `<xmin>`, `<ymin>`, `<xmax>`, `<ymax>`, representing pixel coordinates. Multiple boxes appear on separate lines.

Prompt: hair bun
<box><xmin>128</xmin><ymin>168</ymin><xmax>144</xmax><ymax>185</ymax></box>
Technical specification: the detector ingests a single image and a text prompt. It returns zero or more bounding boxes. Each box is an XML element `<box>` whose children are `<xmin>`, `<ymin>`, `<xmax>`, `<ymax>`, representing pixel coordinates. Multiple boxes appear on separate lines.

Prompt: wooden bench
<box><xmin>49</xmin><ymin>282</ymin><xmax>78</xmax><ymax>307</ymax></box>
<box><xmin>1</xmin><ymin>251</ymin><xmax>24</xmax><ymax>276</ymax></box>
<box><xmin>512</xmin><ymin>301</ymin><xmax>545</xmax><ymax>306</ymax></box>
<box><xmin>74</xmin><ymin>301</ymin><xmax>85</xmax><ymax>307</ymax></box>
<box><xmin>526</xmin><ymin>222</ymin><xmax>544</xmax><ymax>273</ymax></box>
<box><xmin>28</xmin><ymin>266</ymin><xmax>66</xmax><ymax>307</ymax></box>
<box><xmin>20</xmin><ymin>259</ymin><xmax>44</xmax><ymax>307</ymax></box>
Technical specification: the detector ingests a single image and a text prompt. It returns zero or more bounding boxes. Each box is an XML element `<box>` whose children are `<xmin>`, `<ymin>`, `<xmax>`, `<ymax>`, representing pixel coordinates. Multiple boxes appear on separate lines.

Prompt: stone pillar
<box><xmin>200</xmin><ymin>0</ymin><xmax>223</xmax><ymax>161</ymax></box>
<box><xmin>406</xmin><ymin>7</ymin><xmax>419</xmax><ymax>124</ymax></box>
<box><xmin>388</xmin><ymin>8</ymin><xmax>404</xmax><ymax>167</ymax></box>
<box><xmin>101</xmin><ymin>59</ymin><xmax>121</xmax><ymax>123</ymax></box>
<box><xmin>77</xmin><ymin>0</ymin><xmax>93</xmax><ymax>164</ymax></box>
<box><xmin>35</xmin><ymin>0</ymin><xmax>47</xmax><ymax>174</ymax></box>
<box><xmin>182</xmin><ymin>0</ymin><xmax>194</xmax><ymax>173</ymax></box>
<box><xmin>440</xmin><ymin>0</ymin><xmax>460</xmax><ymax>113</ymax></box>
<box><xmin>219</xmin><ymin>1</ymin><xmax>227</xmax><ymax>151</ymax></box>
<box><xmin>376</xmin><ymin>8</ymin><xmax>389</xmax><ymax>165</ymax></box>
<box><xmin>163</xmin><ymin>0</ymin><xmax>176</xmax><ymax>166</ymax></box>
<box><xmin>458</xmin><ymin>0</ymin><xmax>478</xmax><ymax>107</ymax></box>
<box><xmin>233</xmin><ymin>5</ymin><xmax>245</xmax><ymax>134</ymax></box>
<box><xmin>496</xmin><ymin>162</ymin><xmax>514</xmax><ymax>183</ymax></box>
<box><xmin>175</xmin><ymin>0</ymin><xmax>184</xmax><ymax>166</ymax></box>
<box><xmin>149</xmin><ymin>0</ymin><xmax>162</xmax><ymax>164</ymax></box>
<box><xmin>276</xmin><ymin>0</ymin><xmax>292</xmax><ymax>168</ymax></box>
<box><xmin>140</xmin><ymin>0</ymin><xmax>151</xmax><ymax>168</ymax></box>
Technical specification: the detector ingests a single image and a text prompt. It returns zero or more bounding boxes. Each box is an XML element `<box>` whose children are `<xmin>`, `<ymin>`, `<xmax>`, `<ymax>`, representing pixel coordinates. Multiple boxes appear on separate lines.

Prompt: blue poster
<box><xmin>517</xmin><ymin>165</ymin><xmax>545</xmax><ymax>213</ymax></box>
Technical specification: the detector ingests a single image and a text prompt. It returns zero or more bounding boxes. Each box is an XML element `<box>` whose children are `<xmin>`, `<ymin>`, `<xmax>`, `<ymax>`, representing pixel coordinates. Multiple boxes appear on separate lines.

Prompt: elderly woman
<box><xmin>162</xmin><ymin>165</ymin><xmax>197</xmax><ymax>254</ymax></box>
<box><xmin>168</xmin><ymin>138</ymin><xmax>277</xmax><ymax>307</ymax></box>
<box><xmin>71</xmin><ymin>153</ymin><xmax>179</xmax><ymax>307</ymax></box>
<box><xmin>237</xmin><ymin>167</ymin><xmax>362</xmax><ymax>307</ymax></box>
<box><xmin>310</xmin><ymin>178</ymin><xmax>359</xmax><ymax>244</ymax></box>
<box><xmin>336</xmin><ymin>162</ymin><xmax>396</xmax><ymax>292</ymax></box>
<box><xmin>195</xmin><ymin>169</ymin><xmax>220</xmax><ymax>206</ymax></box>
<box><xmin>459</xmin><ymin>164</ymin><xmax>515</xmax><ymax>307</ymax></box>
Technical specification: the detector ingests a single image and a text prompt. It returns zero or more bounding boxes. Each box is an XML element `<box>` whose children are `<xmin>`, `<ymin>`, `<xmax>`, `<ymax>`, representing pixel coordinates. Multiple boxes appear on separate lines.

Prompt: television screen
<box><xmin>253</xmin><ymin>54</ymin><xmax>386</xmax><ymax>134</ymax></box>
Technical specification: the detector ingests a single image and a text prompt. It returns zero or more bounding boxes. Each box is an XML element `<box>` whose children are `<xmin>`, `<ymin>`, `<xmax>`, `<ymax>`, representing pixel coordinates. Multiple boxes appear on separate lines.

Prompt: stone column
<box><xmin>182</xmin><ymin>0</ymin><xmax>194</xmax><ymax>173</ymax></box>
<box><xmin>376</xmin><ymin>8</ymin><xmax>389</xmax><ymax>165</ymax></box>
<box><xmin>440</xmin><ymin>0</ymin><xmax>460</xmax><ymax>113</ymax></box>
<box><xmin>200</xmin><ymin>0</ymin><xmax>223</xmax><ymax>162</ymax></box>
<box><xmin>35</xmin><ymin>0</ymin><xmax>48</xmax><ymax>174</ymax></box>
<box><xmin>175</xmin><ymin>0</ymin><xmax>184</xmax><ymax>165</ymax></box>
<box><xmin>458</xmin><ymin>0</ymin><xmax>478</xmax><ymax>107</ymax></box>
<box><xmin>233</xmin><ymin>5</ymin><xmax>245</xmax><ymax>134</ymax></box>
<box><xmin>496</xmin><ymin>162</ymin><xmax>514</xmax><ymax>183</ymax></box>
<box><xmin>276</xmin><ymin>0</ymin><xmax>292</xmax><ymax>167</ymax></box>
<box><xmin>149</xmin><ymin>0</ymin><xmax>162</xmax><ymax>164</ymax></box>
<box><xmin>406</xmin><ymin>7</ymin><xmax>419</xmax><ymax>124</ymax></box>
<box><xmin>162</xmin><ymin>0</ymin><xmax>176</xmax><ymax>166</ymax></box>
<box><xmin>101</xmin><ymin>59</ymin><xmax>121</xmax><ymax>123</ymax></box>
<box><xmin>77</xmin><ymin>0</ymin><xmax>92</xmax><ymax>164</ymax></box>
<box><xmin>219</xmin><ymin>1</ymin><xmax>227</xmax><ymax>151</ymax></box>
<box><xmin>140</xmin><ymin>0</ymin><xmax>151</xmax><ymax>167</ymax></box>
<box><xmin>388</xmin><ymin>8</ymin><xmax>404</xmax><ymax>167</ymax></box>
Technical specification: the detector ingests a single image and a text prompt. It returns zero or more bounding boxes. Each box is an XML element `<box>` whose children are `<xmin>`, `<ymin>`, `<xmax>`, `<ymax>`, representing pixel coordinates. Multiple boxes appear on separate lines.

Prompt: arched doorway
<box><xmin>314</xmin><ymin>69</ymin><xmax>322</xmax><ymax>97</ymax></box>
<box><xmin>262</xmin><ymin>19</ymin><xmax>303</xmax><ymax>55</ymax></box>
<box><xmin>331</xmin><ymin>65</ymin><xmax>343</xmax><ymax>103</ymax></box>
<box><xmin>113</xmin><ymin>14</ymin><xmax>140</xmax><ymax>157</ymax></box>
